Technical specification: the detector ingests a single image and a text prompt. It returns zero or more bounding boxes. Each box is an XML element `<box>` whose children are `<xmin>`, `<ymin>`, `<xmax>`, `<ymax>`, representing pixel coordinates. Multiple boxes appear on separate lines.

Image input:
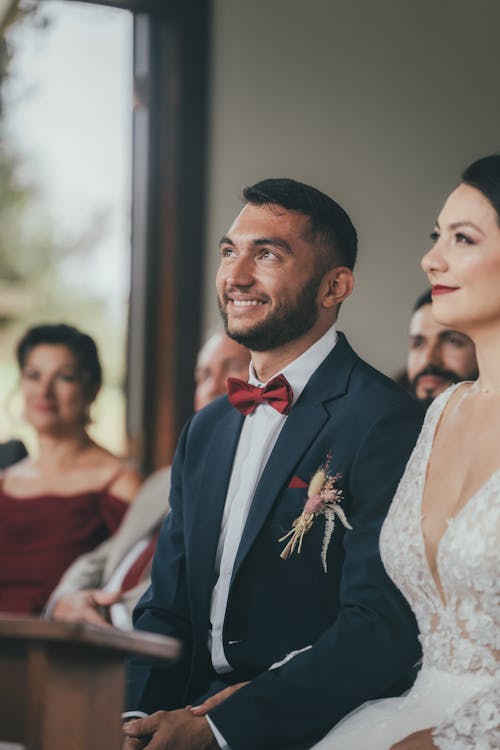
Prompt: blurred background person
<box><xmin>406</xmin><ymin>289</ymin><xmax>478</xmax><ymax>408</ymax></box>
<box><xmin>0</xmin><ymin>323</ymin><xmax>142</xmax><ymax>615</ymax></box>
<box><xmin>0</xmin><ymin>438</ymin><xmax>27</xmax><ymax>470</ymax></box>
<box><xmin>47</xmin><ymin>331</ymin><xmax>251</xmax><ymax>629</ymax></box>
<box><xmin>194</xmin><ymin>330</ymin><xmax>251</xmax><ymax>411</ymax></box>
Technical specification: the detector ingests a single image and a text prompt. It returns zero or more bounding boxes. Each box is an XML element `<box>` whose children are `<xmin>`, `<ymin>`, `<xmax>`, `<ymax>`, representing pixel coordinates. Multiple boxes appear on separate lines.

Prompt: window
<box><xmin>0</xmin><ymin>0</ymin><xmax>133</xmax><ymax>454</ymax></box>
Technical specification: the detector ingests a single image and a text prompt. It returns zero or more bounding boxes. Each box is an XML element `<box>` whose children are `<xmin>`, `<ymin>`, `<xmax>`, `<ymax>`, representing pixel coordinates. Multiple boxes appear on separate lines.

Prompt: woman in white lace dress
<box><xmin>312</xmin><ymin>155</ymin><xmax>500</xmax><ymax>749</ymax></box>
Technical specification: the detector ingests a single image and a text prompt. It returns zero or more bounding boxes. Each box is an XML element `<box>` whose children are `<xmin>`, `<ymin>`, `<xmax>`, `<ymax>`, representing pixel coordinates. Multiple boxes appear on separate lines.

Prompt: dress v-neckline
<box><xmin>417</xmin><ymin>383</ymin><xmax>500</xmax><ymax>609</ymax></box>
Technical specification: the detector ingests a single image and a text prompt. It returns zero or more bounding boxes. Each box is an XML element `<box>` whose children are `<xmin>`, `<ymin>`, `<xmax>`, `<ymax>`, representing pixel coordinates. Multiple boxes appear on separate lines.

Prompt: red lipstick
<box><xmin>431</xmin><ymin>285</ymin><xmax>459</xmax><ymax>295</ymax></box>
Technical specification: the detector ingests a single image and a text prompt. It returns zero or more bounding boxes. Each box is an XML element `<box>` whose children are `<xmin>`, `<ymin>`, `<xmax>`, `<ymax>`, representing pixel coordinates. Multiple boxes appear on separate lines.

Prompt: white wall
<box><xmin>203</xmin><ymin>0</ymin><xmax>500</xmax><ymax>376</ymax></box>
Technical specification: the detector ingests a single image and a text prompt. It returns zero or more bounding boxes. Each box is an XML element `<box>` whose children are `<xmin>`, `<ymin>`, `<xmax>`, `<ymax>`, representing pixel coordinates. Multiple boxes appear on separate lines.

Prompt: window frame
<box><xmin>66</xmin><ymin>0</ymin><xmax>211</xmax><ymax>472</ymax></box>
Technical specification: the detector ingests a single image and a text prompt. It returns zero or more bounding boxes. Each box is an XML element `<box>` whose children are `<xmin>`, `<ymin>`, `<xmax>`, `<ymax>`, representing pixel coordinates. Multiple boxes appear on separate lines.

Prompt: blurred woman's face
<box><xmin>421</xmin><ymin>184</ymin><xmax>500</xmax><ymax>334</ymax></box>
<box><xmin>21</xmin><ymin>344</ymin><xmax>92</xmax><ymax>434</ymax></box>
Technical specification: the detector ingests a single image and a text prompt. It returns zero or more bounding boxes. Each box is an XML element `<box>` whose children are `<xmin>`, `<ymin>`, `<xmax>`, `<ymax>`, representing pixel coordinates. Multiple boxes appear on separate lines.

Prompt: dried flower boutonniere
<box><xmin>279</xmin><ymin>453</ymin><xmax>352</xmax><ymax>572</ymax></box>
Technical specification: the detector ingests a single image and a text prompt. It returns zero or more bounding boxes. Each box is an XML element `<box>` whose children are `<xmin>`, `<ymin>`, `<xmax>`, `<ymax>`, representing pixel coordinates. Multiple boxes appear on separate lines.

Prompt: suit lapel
<box><xmin>231</xmin><ymin>333</ymin><xmax>358</xmax><ymax>581</ymax></box>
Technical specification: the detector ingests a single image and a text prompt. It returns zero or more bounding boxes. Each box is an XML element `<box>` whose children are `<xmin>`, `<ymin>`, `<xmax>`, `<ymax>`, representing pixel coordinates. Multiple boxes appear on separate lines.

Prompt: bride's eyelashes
<box><xmin>455</xmin><ymin>232</ymin><xmax>475</xmax><ymax>245</ymax></box>
<box><xmin>429</xmin><ymin>230</ymin><xmax>476</xmax><ymax>246</ymax></box>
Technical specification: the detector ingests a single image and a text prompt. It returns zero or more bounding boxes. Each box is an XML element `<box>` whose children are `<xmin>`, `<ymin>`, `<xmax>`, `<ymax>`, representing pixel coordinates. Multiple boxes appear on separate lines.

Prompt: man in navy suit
<box><xmin>124</xmin><ymin>179</ymin><xmax>424</xmax><ymax>750</ymax></box>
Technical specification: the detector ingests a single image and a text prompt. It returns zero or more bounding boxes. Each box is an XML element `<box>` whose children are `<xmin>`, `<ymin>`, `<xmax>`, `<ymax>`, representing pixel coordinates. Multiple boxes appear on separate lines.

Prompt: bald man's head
<box><xmin>194</xmin><ymin>333</ymin><xmax>251</xmax><ymax>411</ymax></box>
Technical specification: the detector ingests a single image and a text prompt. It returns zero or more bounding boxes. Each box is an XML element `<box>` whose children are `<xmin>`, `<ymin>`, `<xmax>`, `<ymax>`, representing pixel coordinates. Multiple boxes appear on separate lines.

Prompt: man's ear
<box><xmin>319</xmin><ymin>267</ymin><xmax>354</xmax><ymax>309</ymax></box>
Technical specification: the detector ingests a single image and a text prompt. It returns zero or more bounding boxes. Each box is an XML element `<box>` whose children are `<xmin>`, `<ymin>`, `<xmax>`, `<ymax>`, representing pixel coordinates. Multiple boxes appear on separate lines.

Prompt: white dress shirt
<box><xmin>206</xmin><ymin>324</ymin><xmax>338</xmax><ymax>748</ymax></box>
<box><xmin>103</xmin><ymin>535</ymin><xmax>154</xmax><ymax>629</ymax></box>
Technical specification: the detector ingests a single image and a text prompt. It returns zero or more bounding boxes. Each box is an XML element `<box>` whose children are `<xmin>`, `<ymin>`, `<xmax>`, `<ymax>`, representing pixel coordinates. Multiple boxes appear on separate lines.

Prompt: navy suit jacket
<box><xmin>0</xmin><ymin>439</ymin><xmax>27</xmax><ymax>470</ymax></box>
<box><xmin>128</xmin><ymin>334</ymin><xmax>424</xmax><ymax>750</ymax></box>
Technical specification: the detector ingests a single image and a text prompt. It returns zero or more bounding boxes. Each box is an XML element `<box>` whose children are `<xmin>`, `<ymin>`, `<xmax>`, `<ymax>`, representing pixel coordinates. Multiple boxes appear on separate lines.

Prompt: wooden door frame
<box><xmin>67</xmin><ymin>0</ymin><xmax>211</xmax><ymax>471</ymax></box>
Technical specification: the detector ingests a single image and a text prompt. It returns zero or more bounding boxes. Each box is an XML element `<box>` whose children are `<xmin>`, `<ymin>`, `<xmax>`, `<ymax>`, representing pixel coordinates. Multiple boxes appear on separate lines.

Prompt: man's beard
<box><xmin>409</xmin><ymin>364</ymin><xmax>478</xmax><ymax>408</ymax></box>
<box><xmin>218</xmin><ymin>273</ymin><xmax>322</xmax><ymax>352</ymax></box>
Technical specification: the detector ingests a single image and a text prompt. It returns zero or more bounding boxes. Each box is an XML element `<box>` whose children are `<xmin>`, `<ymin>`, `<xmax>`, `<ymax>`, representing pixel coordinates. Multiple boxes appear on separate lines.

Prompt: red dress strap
<box><xmin>99</xmin><ymin>464</ymin><xmax>128</xmax><ymax>492</ymax></box>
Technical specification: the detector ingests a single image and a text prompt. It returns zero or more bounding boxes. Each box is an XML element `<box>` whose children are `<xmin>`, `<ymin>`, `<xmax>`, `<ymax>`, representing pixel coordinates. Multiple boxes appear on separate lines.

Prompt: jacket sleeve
<box><xmin>45</xmin><ymin>535</ymin><xmax>116</xmax><ymax>614</ymax></box>
<box><xmin>208</xmin><ymin>401</ymin><xmax>423</xmax><ymax>750</ymax></box>
<box><xmin>125</xmin><ymin>420</ymin><xmax>194</xmax><ymax>713</ymax></box>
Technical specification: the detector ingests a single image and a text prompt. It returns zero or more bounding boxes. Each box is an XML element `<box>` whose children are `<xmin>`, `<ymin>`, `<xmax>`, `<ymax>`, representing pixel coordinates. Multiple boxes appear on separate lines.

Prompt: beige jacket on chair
<box><xmin>46</xmin><ymin>467</ymin><xmax>171</xmax><ymax>624</ymax></box>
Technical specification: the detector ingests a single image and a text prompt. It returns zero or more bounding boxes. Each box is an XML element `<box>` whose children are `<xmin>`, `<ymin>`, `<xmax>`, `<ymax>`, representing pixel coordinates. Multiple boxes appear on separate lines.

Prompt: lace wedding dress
<box><xmin>313</xmin><ymin>385</ymin><xmax>499</xmax><ymax>750</ymax></box>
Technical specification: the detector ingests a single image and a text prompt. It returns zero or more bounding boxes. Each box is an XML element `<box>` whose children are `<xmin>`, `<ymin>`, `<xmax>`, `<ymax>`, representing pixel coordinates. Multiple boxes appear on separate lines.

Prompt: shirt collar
<box><xmin>248</xmin><ymin>323</ymin><xmax>338</xmax><ymax>405</ymax></box>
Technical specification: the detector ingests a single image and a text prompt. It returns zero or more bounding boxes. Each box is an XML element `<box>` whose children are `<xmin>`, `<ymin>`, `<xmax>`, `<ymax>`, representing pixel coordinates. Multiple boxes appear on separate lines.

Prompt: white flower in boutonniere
<box><xmin>279</xmin><ymin>453</ymin><xmax>352</xmax><ymax>572</ymax></box>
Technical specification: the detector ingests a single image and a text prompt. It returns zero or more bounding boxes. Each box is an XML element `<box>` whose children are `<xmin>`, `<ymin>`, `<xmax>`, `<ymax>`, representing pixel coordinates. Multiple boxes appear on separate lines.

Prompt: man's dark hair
<box><xmin>462</xmin><ymin>154</ymin><xmax>500</xmax><ymax>226</ymax></box>
<box><xmin>413</xmin><ymin>289</ymin><xmax>432</xmax><ymax>313</ymax></box>
<box><xmin>17</xmin><ymin>323</ymin><xmax>102</xmax><ymax>392</ymax></box>
<box><xmin>242</xmin><ymin>178</ymin><xmax>358</xmax><ymax>271</ymax></box>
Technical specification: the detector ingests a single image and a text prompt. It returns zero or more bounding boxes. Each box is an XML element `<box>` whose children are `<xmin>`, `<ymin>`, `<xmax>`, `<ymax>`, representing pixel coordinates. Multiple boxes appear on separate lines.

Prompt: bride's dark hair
<box><xmin>461</xmin><ymin>154</ymin><xmax>500</xmax><ymax>225</ymax></box>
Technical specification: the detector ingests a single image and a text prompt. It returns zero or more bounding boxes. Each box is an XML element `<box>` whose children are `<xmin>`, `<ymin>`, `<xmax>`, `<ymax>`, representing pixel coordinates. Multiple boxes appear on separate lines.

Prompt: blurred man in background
<box><xmin>406</xmin><ymin>289</ymin><xmax>478</xmax><ymax>408</ymax></box>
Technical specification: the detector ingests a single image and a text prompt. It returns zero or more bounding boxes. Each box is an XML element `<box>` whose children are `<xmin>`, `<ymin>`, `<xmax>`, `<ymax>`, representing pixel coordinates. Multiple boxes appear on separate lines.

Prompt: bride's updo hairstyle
<box><xmin>461</xmin><ymin>154</ymin><xmax>500</xmax><ymax>225</ymax></box>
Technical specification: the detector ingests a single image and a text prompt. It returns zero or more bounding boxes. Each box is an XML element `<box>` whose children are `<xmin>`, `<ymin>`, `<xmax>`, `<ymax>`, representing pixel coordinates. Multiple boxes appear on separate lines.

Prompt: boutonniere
<box><xmin>279</xmin><ymin>453</ymin><xmax>352</xmax><ymax>572</ymax></box>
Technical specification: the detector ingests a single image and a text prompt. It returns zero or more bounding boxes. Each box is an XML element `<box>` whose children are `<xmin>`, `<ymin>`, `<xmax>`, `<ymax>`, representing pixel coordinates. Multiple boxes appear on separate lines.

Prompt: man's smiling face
<box><xmin>216</xmin><ymin>202</ymin><xmax>328</xmax><ymax>352</ymax></box>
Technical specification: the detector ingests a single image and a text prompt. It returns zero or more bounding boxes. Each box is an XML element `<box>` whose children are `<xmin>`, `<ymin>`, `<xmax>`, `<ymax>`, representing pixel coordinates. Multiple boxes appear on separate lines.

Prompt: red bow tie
<box><xmin>227</xmin><ymin>374</ymin><xmax>293</xmax><ymax>416</ymax></box>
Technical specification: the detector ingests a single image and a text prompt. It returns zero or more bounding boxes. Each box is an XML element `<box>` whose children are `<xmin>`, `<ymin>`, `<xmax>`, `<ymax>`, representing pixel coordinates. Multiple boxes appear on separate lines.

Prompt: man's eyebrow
<box><xmin>254</xmin><ymin>237</ymin><xmax>293</xmax><ymax>254</ymax></box>
<box><xmin>218</xmin><ymin>235</ymin><xmax>293</xmax><ymax>254</ymax></box>
<box><xmin>439</xmin><ymin>329</ymin><xmax>467</xmax><ymax>339</ymax></box>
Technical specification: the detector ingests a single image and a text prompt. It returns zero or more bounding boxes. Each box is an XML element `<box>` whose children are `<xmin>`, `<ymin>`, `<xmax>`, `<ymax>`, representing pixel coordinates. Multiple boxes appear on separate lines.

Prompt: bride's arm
<box><xmin>389</xmin><ymin>728</ymin><xmax>437</xmax><ymax>749</ymax></box>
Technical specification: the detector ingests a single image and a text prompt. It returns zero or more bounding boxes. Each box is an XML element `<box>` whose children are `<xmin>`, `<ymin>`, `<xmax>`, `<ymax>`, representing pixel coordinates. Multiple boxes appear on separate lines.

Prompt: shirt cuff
<box><xmin>122</xmin><ymin>710</ymin><xmax>148</xmax><ymax>722</ymax></box>
<box><xmin>206</xmin><ymin>715</ymin><xmax>230</xmax><ymax>750</ymax></box>
<box><xmin>110</xmin><ymin>601</ymin><xmax>133</xmax><ymax>630</ymax></box>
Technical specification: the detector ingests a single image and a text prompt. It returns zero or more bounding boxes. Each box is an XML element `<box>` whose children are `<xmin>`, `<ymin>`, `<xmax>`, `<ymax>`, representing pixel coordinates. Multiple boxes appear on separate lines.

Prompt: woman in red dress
<box><xmin>0</xmin><ymin>323</ymin><xmax>142</xmax><ymax>615</ymax></box>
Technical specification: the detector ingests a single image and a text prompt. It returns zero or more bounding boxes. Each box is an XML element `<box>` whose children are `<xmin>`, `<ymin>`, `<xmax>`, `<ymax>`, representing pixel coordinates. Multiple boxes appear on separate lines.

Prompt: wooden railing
<box><xmin>0</xmin><ymin>616</ymin><xmax>180</xmax><ymax>750</ymax></box>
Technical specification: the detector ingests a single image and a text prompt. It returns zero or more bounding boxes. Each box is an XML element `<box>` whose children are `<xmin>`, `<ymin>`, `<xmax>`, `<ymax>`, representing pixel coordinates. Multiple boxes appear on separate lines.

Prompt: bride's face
<box><xmin>421</xmin><ymin>183</ymin><xmax>500</xmax><ymax>332</ymax></box>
